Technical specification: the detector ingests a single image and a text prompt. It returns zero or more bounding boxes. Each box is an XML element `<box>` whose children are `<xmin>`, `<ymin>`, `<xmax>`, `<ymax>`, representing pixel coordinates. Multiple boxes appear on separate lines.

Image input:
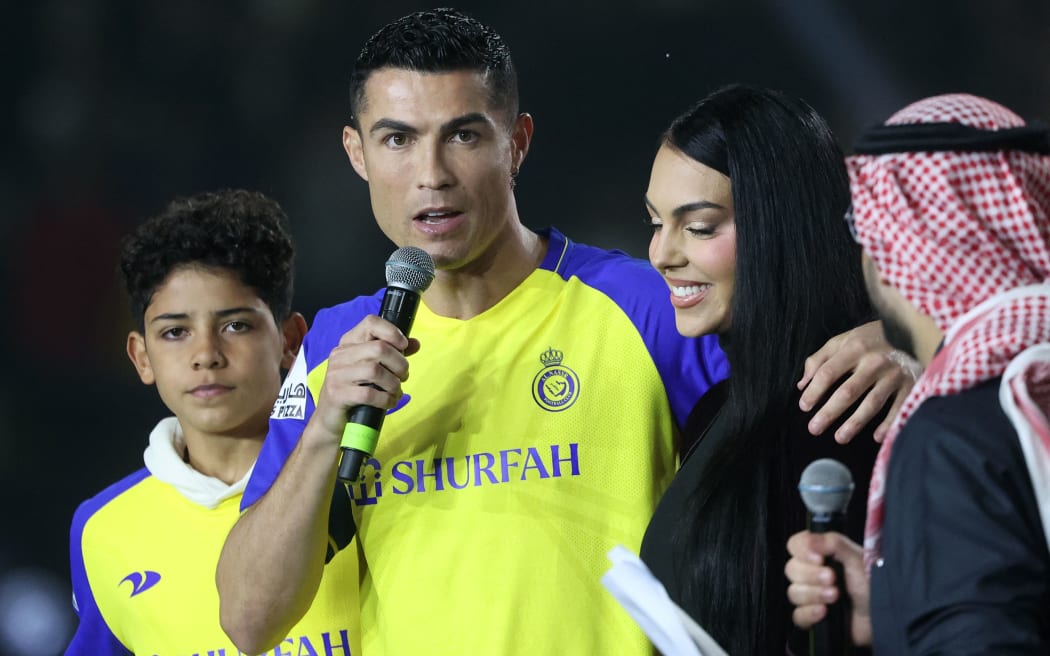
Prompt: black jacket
<box><xmin>871</xmin><ymin>378</ymin><xmax>1050</xmax><ymax>654</ymax></box>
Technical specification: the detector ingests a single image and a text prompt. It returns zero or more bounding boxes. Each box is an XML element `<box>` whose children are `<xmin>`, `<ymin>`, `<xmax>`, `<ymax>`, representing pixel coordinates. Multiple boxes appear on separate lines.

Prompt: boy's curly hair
<box><xmin>120</xmin><ymin>189</ymin><xmax>295</xmax><ymax>332</ymax></box>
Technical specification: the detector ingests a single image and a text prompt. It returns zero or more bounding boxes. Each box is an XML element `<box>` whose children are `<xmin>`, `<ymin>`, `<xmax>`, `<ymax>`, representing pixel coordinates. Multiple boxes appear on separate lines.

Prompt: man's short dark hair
<box><xmin>349</xmin><ymin>8</ymin><xmax>518</xmax><ymax>127</ymax></box>
<box><xmin>119</xmin><ymin>189</ymin><xmax>295</xmax><ymax>332</ymax></box>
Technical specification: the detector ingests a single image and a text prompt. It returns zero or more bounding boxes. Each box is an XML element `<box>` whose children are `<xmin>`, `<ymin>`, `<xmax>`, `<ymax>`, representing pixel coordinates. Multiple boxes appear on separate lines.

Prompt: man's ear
<box><xmin>127</xmin><ymin>332</ymin><xmax>155</xmax><ymax>385</ymax></box>
<box><xmin>344</xmin><ymin>126</ymin><xmax>369</xmax><ymax>182</ymax></box>
<box><xmin>510</xmin><ymin>112</ymin><xmax>534</xmax><ymax>175</ymax></box>
<box><xmin>280</xmin><ymin>312</ymin><xmax>309</xmax><ymax>370</ymax></box>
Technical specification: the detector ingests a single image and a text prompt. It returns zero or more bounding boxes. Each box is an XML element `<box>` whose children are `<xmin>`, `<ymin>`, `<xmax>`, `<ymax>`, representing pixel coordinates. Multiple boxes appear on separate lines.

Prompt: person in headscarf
<box><xmin>784</xmin><ymin>93</ymin><xmax>1050</xmax><ymax>653</ymax></box>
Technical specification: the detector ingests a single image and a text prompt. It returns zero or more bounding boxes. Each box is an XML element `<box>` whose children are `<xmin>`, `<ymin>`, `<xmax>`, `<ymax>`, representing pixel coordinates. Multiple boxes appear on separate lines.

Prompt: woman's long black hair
<box><xmin>663</xmin><ymin>85</ymin><xmax>873</xmax><ymax>654</ymax></box>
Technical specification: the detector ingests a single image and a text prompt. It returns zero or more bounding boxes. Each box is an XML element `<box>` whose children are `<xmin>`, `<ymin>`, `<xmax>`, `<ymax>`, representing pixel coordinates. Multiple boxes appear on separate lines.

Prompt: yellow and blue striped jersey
<box><xmin>67</xmin><ymin>420</ymin><xmax>359</xmax><ymax>656</ymax></box>
<box><xmin>249</xmin><ymin>228</ymin><xmax>728</xmax><ymax>654</ymax></box>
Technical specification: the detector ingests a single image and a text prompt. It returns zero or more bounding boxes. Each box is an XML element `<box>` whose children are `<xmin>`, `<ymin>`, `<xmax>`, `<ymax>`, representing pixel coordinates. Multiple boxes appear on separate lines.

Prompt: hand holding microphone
<box><xmin>337</xmin><ymin>246</ymin><xmax>435</xmax><ymax>483</ymax></box>
<box><xmin>798</xmin><ymin>459</ymin><xmax>854</xmax><ymax>656</ymax></box>
<box><xmin>785</xmin><ymin>530</ymin><xmax>872</xmax><ymax>648</ymax></box>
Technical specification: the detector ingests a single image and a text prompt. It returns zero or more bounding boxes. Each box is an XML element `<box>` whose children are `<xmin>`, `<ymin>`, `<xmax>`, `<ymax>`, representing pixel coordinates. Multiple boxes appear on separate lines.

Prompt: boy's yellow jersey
<box><xmin>67</xmin><ymin>419</ymin><xmax>358</xmax><ymax>656</ymax></box>
<box><xmin>249</xmin><ymin>228</ymin><xmax>728</xmax><ymax>654</ymax></box>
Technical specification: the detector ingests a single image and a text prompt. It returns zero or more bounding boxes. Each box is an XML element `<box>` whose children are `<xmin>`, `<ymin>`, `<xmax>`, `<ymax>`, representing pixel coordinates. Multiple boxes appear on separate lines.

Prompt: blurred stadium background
<box><xmin>2</xmin><ymin>1</ymin><xmax>1047</xmax><ymax>653</ymax></box>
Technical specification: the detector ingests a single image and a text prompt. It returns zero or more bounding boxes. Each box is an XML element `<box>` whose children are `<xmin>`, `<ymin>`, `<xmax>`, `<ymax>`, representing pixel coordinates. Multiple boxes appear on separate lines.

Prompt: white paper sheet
<box><xmin>601</xmin><ymin>545</ymin><xmax>729</xmax><ymax>656</ymax></box>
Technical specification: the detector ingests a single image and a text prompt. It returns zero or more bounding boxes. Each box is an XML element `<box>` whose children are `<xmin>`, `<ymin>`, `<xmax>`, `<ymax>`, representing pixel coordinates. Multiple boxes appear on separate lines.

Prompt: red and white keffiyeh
<box><xmin>846</xmin><ymin>94</ymin><xmax>1050</xmax><ymax>568</ymax></box>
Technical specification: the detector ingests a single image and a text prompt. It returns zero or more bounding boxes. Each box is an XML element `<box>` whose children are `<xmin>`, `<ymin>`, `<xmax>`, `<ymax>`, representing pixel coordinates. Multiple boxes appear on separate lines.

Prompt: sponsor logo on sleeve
<box><xmin>272</xmin><ymin>348</ymin><xmax>308</xmax><ymax>420</ymax></box>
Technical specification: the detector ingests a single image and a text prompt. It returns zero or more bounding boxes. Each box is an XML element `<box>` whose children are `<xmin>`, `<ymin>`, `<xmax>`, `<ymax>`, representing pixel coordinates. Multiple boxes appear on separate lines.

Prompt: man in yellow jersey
<box><xmin>217</xmin><ymin>9</ymin><xmax>914</xmax><ymax>655</ymax></box>
<box><xmin>67</xmin><ymin>190</ymin><xmax>359</xmax><ymax>655</ymax></box>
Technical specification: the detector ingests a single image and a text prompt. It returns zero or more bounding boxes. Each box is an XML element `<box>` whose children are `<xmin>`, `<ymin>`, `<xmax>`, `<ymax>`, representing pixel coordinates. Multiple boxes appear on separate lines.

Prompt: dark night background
<box><xmin>1</xmin><ymin>1</ymin><xmax>1048</xmax><ymax>653</ymax></box>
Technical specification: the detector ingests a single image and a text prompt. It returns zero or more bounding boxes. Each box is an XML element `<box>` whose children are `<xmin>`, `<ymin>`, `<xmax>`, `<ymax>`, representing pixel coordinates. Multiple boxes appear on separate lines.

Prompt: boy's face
<box><xmin>343</xmin><ymin>67</ymin><xmax>532</xmax><ymax>272</ymax></box>
<box><xmin>126</xmin><ymin>266</ymin><xmax>298</xmax><ymax>444</ymax></box>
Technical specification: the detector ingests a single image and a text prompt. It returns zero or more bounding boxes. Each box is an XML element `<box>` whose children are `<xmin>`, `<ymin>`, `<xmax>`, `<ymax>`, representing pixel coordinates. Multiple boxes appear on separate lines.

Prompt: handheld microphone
<box><xmin>337</xmin><ymin>246</ymin><xmax>435</xmax><ymax>483</ymax></box>
<box><xmin>798</xmin><ymin>458</ymin><xmax>854</xmax><ymax>656</ymax></box>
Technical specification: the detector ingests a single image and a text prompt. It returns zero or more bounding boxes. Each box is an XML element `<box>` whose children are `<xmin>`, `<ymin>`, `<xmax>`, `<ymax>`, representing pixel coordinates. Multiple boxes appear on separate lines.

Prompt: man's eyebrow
<box><xmin>369</xmin><ymin>113</ymin><xmax>492</xmax><ymax>137</ymax></box>
<box><xmin>644</xmin><ymin>197</ymin><xmax>726</xmax><ymax>218</ymax></box>
<box><xmin>369</xmin><ymin>118</ymin><xmax>418</xmax><ymax>136</ymax></box>
<box><xmin>441</xmin><ymin>113</ymin><xmax>491</xmax><ymax>132</ymax></box>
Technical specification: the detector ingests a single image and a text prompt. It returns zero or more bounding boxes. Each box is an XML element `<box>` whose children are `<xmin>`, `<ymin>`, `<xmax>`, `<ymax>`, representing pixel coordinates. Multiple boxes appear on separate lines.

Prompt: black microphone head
<box><xmin>385</xmin><ymin>246</ymin><xmax>436</xmax><ymax>293</ymax></box>
<box><xmin>798</xmin><ymin>458</ymin><xmax>854</xmax><ymax>515</ymax></box>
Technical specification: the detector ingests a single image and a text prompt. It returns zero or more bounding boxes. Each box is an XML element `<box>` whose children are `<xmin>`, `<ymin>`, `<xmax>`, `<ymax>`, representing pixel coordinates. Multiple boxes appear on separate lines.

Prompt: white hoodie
<box><xmin>141</xmin><ymin>417</ymin><xmax>253</xmax><ymax>509</ymax></box>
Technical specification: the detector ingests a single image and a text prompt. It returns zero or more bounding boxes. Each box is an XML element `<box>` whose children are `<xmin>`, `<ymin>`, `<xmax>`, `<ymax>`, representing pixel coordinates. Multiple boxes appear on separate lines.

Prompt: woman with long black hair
<box><xmin>639</xmin><ymin>84</ymin><xmax>881</xmax><ymax>654</ymax></box>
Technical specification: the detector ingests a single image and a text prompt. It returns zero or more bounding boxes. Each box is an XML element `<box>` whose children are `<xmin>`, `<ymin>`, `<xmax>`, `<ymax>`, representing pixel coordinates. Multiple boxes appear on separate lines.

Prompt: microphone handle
<box><xmin>337</xmin><ymin>405</ymin><xmax>386</xmax><ymax>482</ymax></box>
<box><xmin>337</xmin><ymin>287</ymin><xmax>421</xmax><ymax>483</ymax></box>
<box><xmin>809</xmin><ymin>512</ymin><xmax>850</xmax><ymax>656</ymax></box>
<box><xmin>378</xmin><ymin>286</ymin><xmax>422</xmax><ymax>335</ymax></box>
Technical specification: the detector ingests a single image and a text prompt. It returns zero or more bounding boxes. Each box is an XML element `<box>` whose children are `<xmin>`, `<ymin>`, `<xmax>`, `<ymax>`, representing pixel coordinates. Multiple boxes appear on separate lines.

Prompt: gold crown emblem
<box><xmin>540</xmin><ymin>347</ymin><xmax>563</xmax><ymax>367</ymax></box>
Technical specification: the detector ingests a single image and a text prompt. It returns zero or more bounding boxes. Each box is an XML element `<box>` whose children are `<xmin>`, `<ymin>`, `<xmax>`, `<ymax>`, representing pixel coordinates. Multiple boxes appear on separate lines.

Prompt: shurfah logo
<box><xmin>532</xmin><ymin>347</ymin><xmax>580</xmax><ymax>412</ymax></box>
<box><xmin>272</xmin><ymin>349</ymin><xmax>308</xmax><ymax>419</ymax></box>
<box><xmin>348</xmin><ymin>444</ymin><xmax>581</xmax><ymax>506</ymax></box>
<box><xmin>191</xmin><ymin>629</ymin><xmax>353</xmax><ymax>656</ymax></box>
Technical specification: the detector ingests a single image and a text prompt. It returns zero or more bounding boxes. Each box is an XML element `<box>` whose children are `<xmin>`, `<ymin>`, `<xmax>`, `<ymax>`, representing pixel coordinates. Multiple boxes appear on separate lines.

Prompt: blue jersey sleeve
<box><xmin>243</xmin><ymin>295</ymin><xmax>383</xmax><ymax>510</ymax></box>
<box><xmin>546</xmin><ymin>228</ymin><xmax>728</xmax><ymax>427</ymax></box>
<box><xmin>66</xmin><ymin>502</ymin><xmax>132</xmax><ymax>656</ymax></box>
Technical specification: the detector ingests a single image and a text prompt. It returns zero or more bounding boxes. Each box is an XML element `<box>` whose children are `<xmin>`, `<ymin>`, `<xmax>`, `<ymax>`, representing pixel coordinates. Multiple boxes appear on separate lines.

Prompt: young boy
<box><xmin>66</xmin><ymin>189</ymin><xmax>358</xmax><ymax>655</ymax></box>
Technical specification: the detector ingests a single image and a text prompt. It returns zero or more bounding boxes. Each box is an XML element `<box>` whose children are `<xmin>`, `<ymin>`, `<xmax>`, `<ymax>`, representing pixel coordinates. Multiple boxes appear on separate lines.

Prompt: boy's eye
<box><xmin>225</xmin><ymin>321</ymin><xmax>250</xmax><ymax>333</ymax></box>
<box><xmin>161</xmin><ymin>327</ymin><xmax>187</xmax><ymax>339</ymax></box>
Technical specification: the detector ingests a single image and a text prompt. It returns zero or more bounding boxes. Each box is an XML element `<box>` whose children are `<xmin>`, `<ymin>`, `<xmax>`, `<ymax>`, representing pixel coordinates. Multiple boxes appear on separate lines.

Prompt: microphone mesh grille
<box><xmin>385</xmin><ymin>246</ymin><xmax>436</xmax><ymax>293</ymax></box>
<box><xmin>798</xmin><ymin>458</ymin><xmax>854</xmax><ymax>515</ymax></box>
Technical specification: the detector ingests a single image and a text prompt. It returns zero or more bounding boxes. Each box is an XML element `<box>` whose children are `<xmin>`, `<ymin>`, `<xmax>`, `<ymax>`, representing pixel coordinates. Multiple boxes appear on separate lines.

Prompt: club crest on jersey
<box><xmin>532</xmin><ymin>347</ymin><xmax>580</xmax><ymax>412</ymax></box>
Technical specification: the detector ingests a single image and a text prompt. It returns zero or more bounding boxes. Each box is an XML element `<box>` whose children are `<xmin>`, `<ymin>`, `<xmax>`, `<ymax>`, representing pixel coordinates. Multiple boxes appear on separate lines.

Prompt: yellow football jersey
<box><xmin>251</xmin><ymin>228</ymin><xmax>728</xmax><ymax>654</ymax></box>
<box><xmin>68</xmin><ymin>421</ymin><xmax>359</xmax><ymax>656</ymax></box>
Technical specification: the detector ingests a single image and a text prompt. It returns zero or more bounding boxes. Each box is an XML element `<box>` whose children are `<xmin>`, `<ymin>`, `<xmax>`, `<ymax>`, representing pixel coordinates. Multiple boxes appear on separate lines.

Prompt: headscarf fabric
<box><xmin>846</xmin><ymin>93</ymin><xmax>1050</xmax><ymax>568</ymax></box>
